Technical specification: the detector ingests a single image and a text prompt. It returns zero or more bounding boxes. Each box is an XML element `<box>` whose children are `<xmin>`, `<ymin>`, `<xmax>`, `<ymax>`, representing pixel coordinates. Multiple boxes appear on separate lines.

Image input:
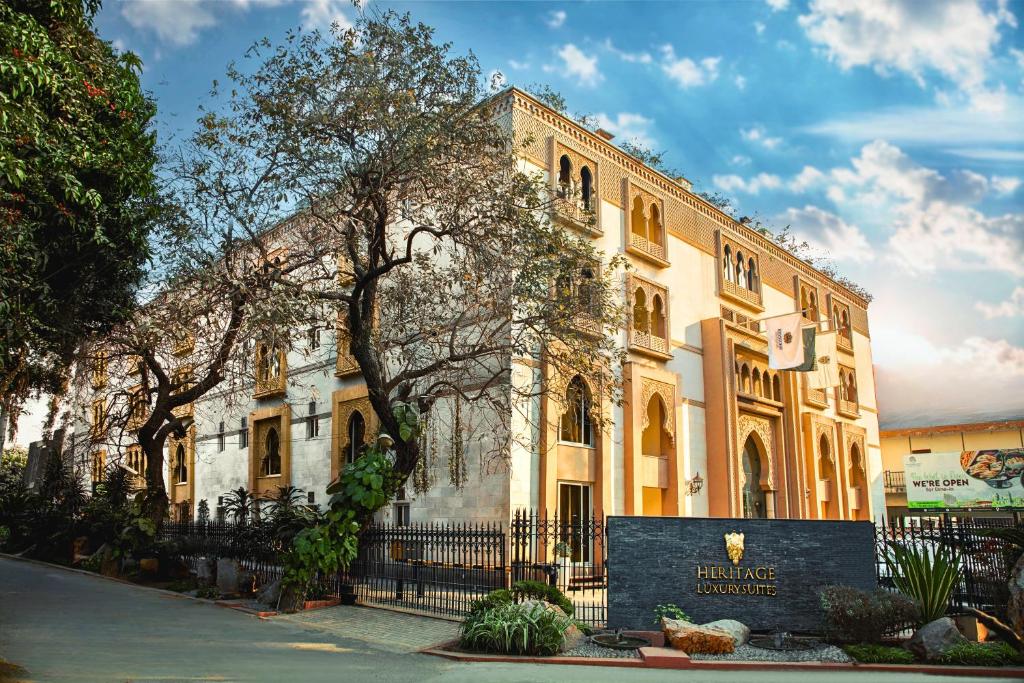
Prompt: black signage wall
<box><xmin>606</xmin><ymin>516</ymin><xmax>876</xmax><ymax>632</ymax></box>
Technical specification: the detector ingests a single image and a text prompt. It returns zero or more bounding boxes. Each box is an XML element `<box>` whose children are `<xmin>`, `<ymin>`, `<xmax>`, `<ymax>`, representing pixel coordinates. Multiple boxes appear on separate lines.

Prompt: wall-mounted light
<box><xmin>685</xmin><ymin>471</ymin><xmax>704</xmax><ymax>496</ymax></box>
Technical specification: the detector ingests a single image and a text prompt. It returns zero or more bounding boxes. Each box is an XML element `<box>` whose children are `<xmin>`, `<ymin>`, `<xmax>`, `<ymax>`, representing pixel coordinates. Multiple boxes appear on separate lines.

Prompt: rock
<box><xmin>1009</xmin><ymin>554</ymin><xmax>1024</xmax><ymax>637</ymax></box>
<box><xmin>519</xmin><ymin>600</ymin><xmax>583</xmax><ymax>652</ymax></box>
<box><xmin>195</xmin><ymin>558</ymin><xmax>216</xmax><ymax>585</ymax></box>
<box><xmin>139</xmin><ymin>558</ymin><xmax>159</xmax><ymax>574</ymax></box>
<box><xmin>704</xmin><ymin>619</ymin><xmax>750</xmax><ymax>647</ymax></box>
<box><xmin>216</xmin><ymin>558</ymin><xmax>242</xmax><ymax>595</ymax></box>
<box><xmin>906</xmin><ymin>617</ymin><xmax>967</xmax><ymax>660</ymax></box>
<box><xmin>257</xmin><ymin>578</ymin><xmax>282</xmax><ymax>607</ymax></box>
<box><xmin>662</xmin><ymin>617</ymin><xmax>734</xmax><ymax>655</ymax></box>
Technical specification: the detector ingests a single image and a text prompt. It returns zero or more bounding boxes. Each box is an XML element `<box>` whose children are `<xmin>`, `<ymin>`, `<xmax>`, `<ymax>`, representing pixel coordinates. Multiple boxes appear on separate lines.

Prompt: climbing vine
<box><xmin>448</xmin><ymin>396</ymin><xmax>467</xmax><ymax>488</ymax></box>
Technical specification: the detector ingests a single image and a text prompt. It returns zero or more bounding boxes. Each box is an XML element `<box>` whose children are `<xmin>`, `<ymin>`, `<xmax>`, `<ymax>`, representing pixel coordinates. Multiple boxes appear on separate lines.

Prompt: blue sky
<box><xmin>19</xmin><ymin>0</ymin><xmax>1023</xmax><ymax>440</ymax></box>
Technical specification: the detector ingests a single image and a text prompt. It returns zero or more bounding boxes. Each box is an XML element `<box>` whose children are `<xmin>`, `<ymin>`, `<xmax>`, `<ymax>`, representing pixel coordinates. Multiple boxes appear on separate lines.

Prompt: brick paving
<box><xmin>276</xmin><ymin>604</ymin><xmax>460</xmax><ymax>653</ymax></box>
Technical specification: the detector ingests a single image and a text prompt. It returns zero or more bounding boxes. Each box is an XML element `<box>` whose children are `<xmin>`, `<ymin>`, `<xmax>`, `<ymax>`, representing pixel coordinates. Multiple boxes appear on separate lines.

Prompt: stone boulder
<box><xmin>520</xmin><ymin>600</ymin><xmax>584</xmax><ymax>652</ymax></box>
<box><xmin>216</xmin><ymin>558</ymin><xmax>242</xmax><ymax>595</ymax></box>
<box><xmin>257</xmin><ymin>578</ymin><xmax>282</xmax><ymax>607</ymax></box>
<box><xmin>1009</xmin><ymin>554</ymin><xmax>1024</xmax><ymax>637</ymax></box>
<box><xmin>194</xmin><ymin>558</ymin><xmax>216</xmax><ymax>586</ymax></box>
<box><xmin>906</xmin><ymin>617</ymin><xmax>967</xmax><ymax>661</ymax></box>
<box><xmin>704</xmin><ymin>619</ymin><xmax>750</xmax><ymax>647</ymax></box>
<box><xmin>661</xmin><ymin>617</ymin><xmax>735</xmax><ymax>654</ymax></box>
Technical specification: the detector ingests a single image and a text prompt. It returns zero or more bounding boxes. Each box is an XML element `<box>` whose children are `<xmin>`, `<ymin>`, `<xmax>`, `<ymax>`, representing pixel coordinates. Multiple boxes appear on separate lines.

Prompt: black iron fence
<box><xmin>875</xmin><ymin>516</ymin><xmax>1018</xmax><ymax>618</ymax></box>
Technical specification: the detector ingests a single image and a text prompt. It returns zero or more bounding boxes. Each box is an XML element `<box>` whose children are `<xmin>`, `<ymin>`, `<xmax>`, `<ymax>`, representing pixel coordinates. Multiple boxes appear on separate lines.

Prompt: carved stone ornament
<box><xmin>737</xmin><ymin>414</ymin><xmax>775</xmax><ymax>490</ymax></box>
<box><xmin>640</xmin><ymin>378</ymin><xmax>675</xmax><ymax>443</ymax></box>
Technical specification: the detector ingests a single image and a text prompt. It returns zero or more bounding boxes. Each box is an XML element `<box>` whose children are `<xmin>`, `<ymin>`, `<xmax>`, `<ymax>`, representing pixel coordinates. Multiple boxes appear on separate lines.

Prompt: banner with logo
<box><xmin>904</xmin><ymin>449</ymin><xmax>1024</xmax><ymax>510</ymax></box>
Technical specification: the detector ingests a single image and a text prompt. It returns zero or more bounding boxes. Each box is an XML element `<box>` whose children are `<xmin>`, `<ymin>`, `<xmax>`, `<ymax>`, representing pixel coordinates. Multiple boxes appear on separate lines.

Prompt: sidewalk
<box><xmin>275</xmin><ymin>604</ymin><xmax>460</xmax><ymax>653</ymax></box>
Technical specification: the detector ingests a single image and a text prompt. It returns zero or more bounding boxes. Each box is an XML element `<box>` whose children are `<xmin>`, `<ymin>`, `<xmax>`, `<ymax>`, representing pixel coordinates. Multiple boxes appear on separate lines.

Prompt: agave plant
<box><xmin>884</xmin><ymin>542</ymin><xmax>961</xmax><ymax>625</ymax></box>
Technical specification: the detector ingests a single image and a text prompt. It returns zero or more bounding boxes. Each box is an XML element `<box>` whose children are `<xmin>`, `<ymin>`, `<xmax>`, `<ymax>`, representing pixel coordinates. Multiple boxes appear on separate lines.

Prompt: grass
<box><xmin>933</xmin><ymin>642</ymin><xmax>1024</xmax><ymax>667</ymax></box>
<box><xmin>842</xmin><ymin>644</ymin><xmax>915</xmax><ymax>664</ymax></box>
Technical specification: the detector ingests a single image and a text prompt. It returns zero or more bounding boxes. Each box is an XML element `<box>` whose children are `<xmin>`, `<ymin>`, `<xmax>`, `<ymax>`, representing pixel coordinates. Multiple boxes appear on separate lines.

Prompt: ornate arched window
<box><xmin>580</xmin><ymin>166</ymin><xmax>593</xmax><ymax>210</ymax></box>
<box><xmin>808</xmin><ymin>292</ymin><xmax>818</xmax><ymax>323</ymax></box>
<box><xmin>632</xmin><ymin>288</ymin><xmax>649</xmax><ymax>333</ymax></box>
<box><xmin>174</xmin><ymin>443</ymin><xmax>187</xmax><ymax>484</ymax></box>
<box><xmin>741</xmin><ymin>436</ymin><xmax>767</xmax><ymax>519</ymax></box>
<box><xmin>641</xmin><ymin>395</ymin><xmax>669</xmax><ymax>458</ymax></box>
<box><xmin>818</xmin><ymin>434</ymin><xmax>833</xmax><ymax>480</ymax></box>
<box><xmin>740</xmin><ymin>364</ymin><xmax>751</xmax><ymax>394</ymax></box>
<box><xmin>631</xmin><ymin>196</ymin><xmax>647</xmax><ymax>239</ymax></box>
<box><xmin>847</xmin><ymin>372</ymin><xmax>858</xmax><ymax>404</ymax></box>
<box><xmin>772</xmin><ymin>375</ymin><xmax>782</xmax><ymax>401</ymax></box>
<box><xmin>649</xmin><ymin>203</ymin><xmax>663</xmax><ymax>246</ymax></box>
<box><xmin>747</xmin><ymin>257</ymin><xmax>757</xmax><ymax>292</ymax></box>
<box><xmin>735</xmin><ymin>251</ymin><xmax>747</xmax><ymax>288</ymax></box>
<box><xmin>260</xmin><ymin>426</ymin><xmax>281</xmax><ymax>477</ymax></box>
<box><xmin>560</xmin><ymin>376</ymin><xmax>595</xmax><ymax>447</ymax></box>
<box><xmin>558</xmin><ymin>155</ymin><xmax>572</xmax><ymax>197</ymax></box>
<box><xmin>840</xmin><ymin>310</ymin><xmax>850</xmax><ymax>339</ymax></box>
<box><xmin>723</xmin><ymin>245</ymin><xmax>734</xmax><ymax>282</ymax></box>
<box><xmin>650</xmin><ymin>294</ymin><xmax>665</xmax><ymax>338</ymax></box>
<box><xmin>345</xmin><ymin>411</ymin><xmax>366</xmax><ymax>465</ymax></box>
<box><xmin>752</xmin><ymin>368</ymin><xmax>762</xmax><ymax>397</ymax></box>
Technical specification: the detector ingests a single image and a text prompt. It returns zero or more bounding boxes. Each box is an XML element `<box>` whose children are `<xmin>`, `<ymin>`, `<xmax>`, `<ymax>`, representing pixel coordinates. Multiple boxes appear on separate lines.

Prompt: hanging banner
<box><xmin>904</xmin><ymin>449</ymin><xmax>1024</xmax><ymax>510</ymax></box>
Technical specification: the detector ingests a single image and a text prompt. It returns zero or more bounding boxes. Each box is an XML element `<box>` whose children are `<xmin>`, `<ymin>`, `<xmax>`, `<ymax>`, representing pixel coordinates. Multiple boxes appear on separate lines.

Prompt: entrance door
<box><xmin>557</xmin><ymin>482</ymin><xmax>592</xmax><ymax>563</ymax></box>
<box><xmin>741</xmin><ymin>436</ymin><xmax>768</xmax><ymax>519</ymax></box>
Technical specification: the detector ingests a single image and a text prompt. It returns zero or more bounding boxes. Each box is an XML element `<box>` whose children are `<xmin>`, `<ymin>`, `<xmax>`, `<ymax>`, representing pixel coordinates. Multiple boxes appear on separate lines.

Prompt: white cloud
<box><xmin>730</xmin><ymin>154</ymin><xmax>752</xmax><ymax>167</ymax></box>
<box><xmin>545</xmin><ymin>10</ymin><xmax>567</xmax><ymax>28</ymax></box>
<box><xmin>778</xmin><ymin>205</ymin><xmax>873</xmax><ymax>262</ymax></box>
<box><xmin>976</xmin><ymin>286</ymin><xmax>1024</xmax><ymax>318</ymax></box>
<box><xmin>789</xmin><ymin>165</ymin><xmax>826</xmax><ymax>192</ymax></box>
<box><xmin>946</xmin><ymin>148</ymin><xmax>1024</xmax><ymax>162</ymax></box>
<box><xmin>765</xmin><ymin>0</ymin><xmax>789</xmax><ymax>11</ymax></box>
<box><xmin>712</xmin><ymin>173</ymin><xmax>782</xmax><ymax>195</ymax></box>
<box><xmin>602</xmin><ymin>39</ymin><xmax>652</xmax><ymax>64</ymax></box>
<box><xmin>508</xmin><ymin>59</ymin><xmax>530</xmax><ymax>71</ymax></box>
<box><xmin>754</xmin><ymin>21</ymin><xmax>766</xmax><ymax>35</ymax></box>
<box><xmin>992</xmin><ymin>175</ymin><xmax>1022</xmax><ymax>195</ymax></box>
<box><xmin>546</xmin><ymin>44</ymin><xmax>602</xmax><ymax>87</ymax></box>
<box><xmin>734</xmin><ymin>75</ymin><xmax>747</xmax><ymax>90</ymax></box>
<box><xmin>797</xmin><ymin>0</ymin><xmax>1016</xmax><ymax>103</ymax></box>
<box><xmin>300</xmin><ymin>0</ymin><xmax>354</xmax><ymax>30</ymax></box>
<box><xmin>121</xmin><ymin>0</ymin><xmax>217</xmax><ymax>46</ymax></box>
<box><xmin>660</xmin><ymin>46</ymin><xmax>721</xmax><ymax>88</ymax></box>
<box><xmin>740</xmin><ymin>125</ymin><xmax>783</xmax><ymax>150</ymax></box>
<box><xmin>593</xmin><ymin>112</ymin><xmax>656</xmax><ymax>148</ymax></box>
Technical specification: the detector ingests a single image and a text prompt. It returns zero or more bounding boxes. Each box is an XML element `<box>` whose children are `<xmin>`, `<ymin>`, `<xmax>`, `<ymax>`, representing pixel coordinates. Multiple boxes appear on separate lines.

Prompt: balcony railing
<box><xmin>628</xmin><ymin>232</ymin><xmax>667</xmax><ymax>263</ymax></box>
<box><xmin>883</xmin><ymin>470</ymin><xmax>905</xmax><ymax>493</ymax></box>
<box><xmin>630</xmin><ymin>328</ymin><xmax>670</xmax><ymax>356</ymax></box>
<box><xmin>836</xmin><ymin>398</ymin><xmax>860</xmax><ymax>418</ymax></box>
<box><xmin>552</xmin><ymin>196</ymin><xmax>597</xmax><ymax>232</ymax></box>
<box><xmin>721</xmin><ymin>278</ymin><xmax>762</xmax><ymax>309</ymax></box>
<box><xmin>836</xmin><ymin>332</ymin><xmax>853</xmax><ymax>353</ymax></box>
<box><xmin>336</xmin><ymin>352</ymin><xmax>360</xmax><ymax>377</ymax></box>
<box><xmin>803</xmin><ymin>385</ymin><xmax>829</xmax><ymax>408</ymax></box>
<box><xmin>254</xmin><ymin>371</ymin><xmax>286</xmax><ymax>399</ymax></box>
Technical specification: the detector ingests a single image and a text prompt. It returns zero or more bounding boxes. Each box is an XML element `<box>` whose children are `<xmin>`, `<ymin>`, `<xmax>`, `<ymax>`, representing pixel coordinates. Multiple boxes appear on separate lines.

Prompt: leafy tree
<box><xmin>619</xmin><ymin>141</ymin><xmax>684</xmax><ymax>180</ymax></box>
<box><xmin>0</xmin><ymin>0</ymin><xmax>160</xmax><ymax>431</ymax></box>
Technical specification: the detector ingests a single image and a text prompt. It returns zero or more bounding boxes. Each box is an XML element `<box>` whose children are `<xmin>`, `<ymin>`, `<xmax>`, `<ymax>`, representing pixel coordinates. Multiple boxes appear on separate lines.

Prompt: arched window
<box><xmin>345</xmin><ymin>411</ymin><xmax>366</xmax><ymax>465</ymax></box>
<box><xmin>649</xmin><ymin>203</ymin><xmax>663</xmax><ymax>246</ymax></box>
<box><xmin>580</xmin><ymin>166</ymin><xmax>593</xmax><ymax>210</ymax></box>
<box><xmin>174</xmin><ymin>444</ymin><xmax>187</xmax><ymax>484</ymax></box>
<box><xmin>631</xmin><ymin>196</ymin><xmax>647</xmax><ymax>238</ymax></box>
<box><xmin>741</xmin><ymin>436</ymin><xmax>767</xmax><ymax>518</ymax></box>
<box><xmin>641</xmin><ymin>395</ymin><xmax>669</xmax><ymax>458</ymax></box>
<box><xmin>840</xmin><ymin>310</ymin><xmax>850</xmax><ymax>339</ymax></box>
<box><xmin>847</xmin><ymin>373</ymin><xmax>858</xmax><ymax>404</ymax></box>
<box><xmin>723</xmin><ymin>246</ymin><xmax>734</xmax><ymax>282</ymax></box>
<box><xmin>560</xmin><ymin>376</ymin><xmax>594</xmax><ymax>447</ymax></box>
<box><xmin>632</xmin><ymin>288</ymin><xmax>649</xmax><ymax>333</ymax></box>
<box><xmin>752</xmin><ymin>368</ymin><xmax>762</xmax><ymax>397</ymax></box>
<box><xmin>558</xmin><ymin>155</ymin><xmax>572</xmax><ymax>197</ymax></box>
<box><xmin>772</xmin><ymin>375</ymin><xmax>782</xmax><ymax>402</ymax></box>
<box><xmin>735</xmin><ymin>251</ymin><xmax>747</xmax><ymax>288</ymax></box>
<box><xmin>747</xmin><ymin>257</ymin><xmax>757</xmax><ymax>292</ymax></box>
<box><xmin>260</xmin><ymin>426</ymin><xmax>281</xmax><ymax>477</ymax></box>
<box><xmin>818</xmin><ymin>435</ymin><xmax>833</xmax><ymax>480</ymax></box>
<box><xmin>808</xmin><ymin>292</ymin><xmax>818</xmax><ymax>323</ymax></box>
<box><xmin>650</xmin><ymin>294</ymin><xmax>666</xmax><ymax>338</ymax></box>
<box><xmin>832</xmin><ymin>305</ymin><xmax>841</xmax><ymax>331</ymax></box>
<box><xmin>740</xmin><ymin>364</ymin><xmax>751</xmax><ymax>394</ymax></box>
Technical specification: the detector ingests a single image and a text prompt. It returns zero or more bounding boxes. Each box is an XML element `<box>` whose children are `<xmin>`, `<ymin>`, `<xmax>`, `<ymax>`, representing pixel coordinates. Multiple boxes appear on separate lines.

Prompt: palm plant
<box><xmin>884</xmin><ymin>542</ymin><xmax>961</xmax><ymax>625</ymax></box>
<box><xmin>222</xmin><ymin>487</ymin><xmax>255</xmax><ymax>526</ymax></box>
<box><xmin>266</xmin><ymin>485</ymin><xmax>316</xmax><ymax>545</ymax></box>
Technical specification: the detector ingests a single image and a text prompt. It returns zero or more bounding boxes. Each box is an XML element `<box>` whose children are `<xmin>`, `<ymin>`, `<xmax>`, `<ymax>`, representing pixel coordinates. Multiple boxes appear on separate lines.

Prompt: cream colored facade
<box><xmin>880</xmin><ymin>420</ymin><xmax>1024</xmax><ymax>520</ymax></box>
<box><xmin>74</xmin><ymin>88</ymin><xmax>884</xmax><ymax>525</ymax></box>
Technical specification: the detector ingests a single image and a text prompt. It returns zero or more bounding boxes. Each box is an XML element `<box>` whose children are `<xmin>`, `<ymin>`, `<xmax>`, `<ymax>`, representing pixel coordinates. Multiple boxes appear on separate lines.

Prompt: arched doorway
<box><xmin>849</xmin><ymin>443</ymin><xmax>868</xmax><ymax>520</ymax></box>
<box><xmin>819</xmin><ymin>434</ymin><xmax>838</xmax><ymax>519</ymax></box>
<box><xmin>641</xmin><ymin>395</ymin><xmax>672</xmax><ymax>516</ymax></box>
<box><xmin>740</xmin><ymin>435</ymin><xmax>768</xmax><ymax>519</ymax></box>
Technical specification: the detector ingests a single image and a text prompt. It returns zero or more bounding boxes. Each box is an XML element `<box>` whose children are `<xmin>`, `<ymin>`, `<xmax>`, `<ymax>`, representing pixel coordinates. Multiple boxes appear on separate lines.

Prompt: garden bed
<box><xmin>689</xmin><ymin>642</ymin><xmax>851</xmax><ymax>663</ymax></box>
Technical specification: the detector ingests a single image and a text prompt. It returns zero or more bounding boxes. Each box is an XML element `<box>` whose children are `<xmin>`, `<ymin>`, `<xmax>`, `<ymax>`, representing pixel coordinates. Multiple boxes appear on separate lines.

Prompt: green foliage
<box><xmin>979</xmin><ymin>526</ymin><xmax>1024</xmax><ymax>577</ymax></box>
<box><xmin>933</xmin><ymin>642</ymin><xmax>1024</xmax><ymax>667</ymax></box>
<box><xmin>511</xmin><ymin>580</ymin><xmax>573</xmax><ymax>616</ymax></box>
<box><xmin>884</xmin><ymin>543</ymin><xmax>960</xmax><ymax>625</ymax></box>
<box><xmin>0</xmin><ymin>0</ymin><xmax>160</xmax><ymax>414</ymax></box>
<box><xmin>195</xmin><ymin>585</ymin><xmax>220</xmax><ymax>600</ymax></box>
<box><xmin>619</xmin><ymin>141</ymin><xmax>683</xmax><ymax>179</ymax></box>
<box><xmin>842</xmin><ymin>644</ymin><xmax>916</xmax><ymax>664</ymax></box>
<box><xmin>819</xmin><ymin>585</ymin><xmax>920</xmax><ymax>644</ymax></box>
<box><xmin>222</xmin><ymin>487</ymin><xmax>256</xmax><ymax>526</ymax></box>
<box><xmin>469</xmin><ymin>589</ymin><xmax>514</xmax><ymax>615</ymax></box>
<box><xmin>196</xmin><ymin>499</ymin><xmax>210</xmax><ymax>525</ymax></box>
<box><xmin>460</xmin><ymin>601</ymin><xmax>573</xmax><ymax>656</ymax></box>
<box><xmin>653</xmin><ymin>603</ymin><xmax>691</xmax><ymax>625</ymax></box>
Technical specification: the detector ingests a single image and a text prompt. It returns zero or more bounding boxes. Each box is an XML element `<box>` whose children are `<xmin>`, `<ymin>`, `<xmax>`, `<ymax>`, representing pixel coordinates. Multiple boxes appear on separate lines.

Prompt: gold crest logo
<box><xmin>724</xmin><ymin>532</ymin><xmax>744</xmax><ymax>565</ymax></box>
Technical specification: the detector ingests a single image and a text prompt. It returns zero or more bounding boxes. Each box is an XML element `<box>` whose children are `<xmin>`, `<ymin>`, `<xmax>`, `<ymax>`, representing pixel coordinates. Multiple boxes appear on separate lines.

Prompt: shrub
<box><xmin>933</xmin><ymin>642</ymin><xmax>1024</xmax><ymax>667</ymax></box>
<box><xmin>820</xmin><ymin>585</ymin><xmax>919</xmax><ymax>644</ymax></box>
<box><xmin>653</xmin><ymin>603</ymin><xmax>690</xmax><ymax>624</ymax></box>
<box><xmin>842</xmin><ymin>644</ymin><xmax>916</xmax><ymax>664</ymax></box>
<box><xmin>884</xmin><ymin>542</ymin><xmax>960</xmax><ymax>625</ymax></box>
<box><xmin>460</xmin><ymin>601</ymin><xmax>573</xmax><ymax>656</ymax></box>
<box><xmin>511</xmin><ymin>580</ymin><xmax>573</xmax><ymax>616</ymax></box>
<box><xmin>469</xmin><ymin>589</ymin><xmax>513</xmax><ymax>615</ymax></box>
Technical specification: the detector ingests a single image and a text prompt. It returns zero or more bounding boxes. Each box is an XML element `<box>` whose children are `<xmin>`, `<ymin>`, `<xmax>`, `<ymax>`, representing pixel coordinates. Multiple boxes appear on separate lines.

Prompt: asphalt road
<box><xmin>0</xmin><ymin>556</ymin><xmax>1016</xmax><ymax>683</ymax></box>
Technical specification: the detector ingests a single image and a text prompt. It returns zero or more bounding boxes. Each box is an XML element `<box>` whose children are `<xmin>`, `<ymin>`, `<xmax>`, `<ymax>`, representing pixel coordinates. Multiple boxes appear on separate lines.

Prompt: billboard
<box><xmin>905</xmin><ymin>449</ymin><xmax>1024</xmax><ymax>510</ymax></box>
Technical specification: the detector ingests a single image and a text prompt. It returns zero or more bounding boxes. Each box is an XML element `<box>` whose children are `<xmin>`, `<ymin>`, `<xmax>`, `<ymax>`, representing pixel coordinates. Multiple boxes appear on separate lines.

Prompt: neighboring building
<box><xmin>71</xmin><ymin>88</ymin><xmax>883</xmax><ymax>527</ymax></box>
<box><xmin>880</xmin><ymin>419</ymin><xmax>1024</xmax><ymax>521</ymax></box>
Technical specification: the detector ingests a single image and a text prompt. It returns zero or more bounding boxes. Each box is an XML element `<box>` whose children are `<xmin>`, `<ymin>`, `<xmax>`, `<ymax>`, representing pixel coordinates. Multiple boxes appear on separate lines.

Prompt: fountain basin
<box><xmin>590</xmin><ymin>633</ymin><xmax>651</xmax><ymax>650</ymax></box>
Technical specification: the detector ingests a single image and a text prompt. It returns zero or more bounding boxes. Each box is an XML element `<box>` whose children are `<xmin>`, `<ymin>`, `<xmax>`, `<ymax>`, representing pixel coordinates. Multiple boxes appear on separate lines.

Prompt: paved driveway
<box><xmin>1</xmin><ymin>556</ymin><xmax>1019</xmax><ymax>683</ymax></box>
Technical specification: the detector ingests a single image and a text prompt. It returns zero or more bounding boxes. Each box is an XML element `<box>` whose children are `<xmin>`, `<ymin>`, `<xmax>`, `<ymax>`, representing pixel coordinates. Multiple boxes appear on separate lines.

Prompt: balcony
<box><xmin>551</xmin><ymin>196</ymin><xmax>599</xmax><ymax>234</ymax></box>
<box><xmin>627</xmin><ymin>232</ymin><xmax>669</xmax><ymax>267</ymax></box>
<box><xmin>336</xmin><ymin>351</ymin><xmax>360</xmax><ymax>377</ymax></box>
<box><xmin>836</xmin><ymin>332</ymin><xmax>853</xmax><ymax>354</ymax></box>
<box><xmin>802</xmin><ymin>384</ymin><xmax>829</xmax><ymax>409</ymax></box>
<box><xmin>641</xmin><ymin>454</ymin><xmax>669</xmax><ymax>489</ymax></box>
<box><xmin>720</xmin><ymin>278</ymin><xmax>763</xmax><ymax>311</ymax></box>
<box><xmin>848</xmin><ymin>487</ymin><xmax>864</xmax><ymax>511</ymax></box>
<box><xmin>883</xmin><ymin>470</ymin><xmax>905</xmax><ymax>494</ymax></box>
<box><xmin>254</xmin><ymin>371</ymin><xmax>286</xmax><ymax>399</ymax></box>
<box><xmin>630</xmin><ymin>329</ymin><xmax>670</xmax><ymax>357</ymax></box>
<box><xmin>836</xmin><ymin>398</ymin><xmax>860</xmax><ymax>419</ymax></box>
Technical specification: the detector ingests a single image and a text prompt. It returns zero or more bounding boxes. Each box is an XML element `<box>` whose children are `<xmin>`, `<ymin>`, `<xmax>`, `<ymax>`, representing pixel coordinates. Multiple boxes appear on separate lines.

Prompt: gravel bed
<box><xmin>559</xmin><ymin>640</ymin><xmax>641</xmax><ymax>659</ymax></box>
<box><xmin>689</xmin><ymin>642</ymin><xmax>852</xmax><ymax>663</ymax></box>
